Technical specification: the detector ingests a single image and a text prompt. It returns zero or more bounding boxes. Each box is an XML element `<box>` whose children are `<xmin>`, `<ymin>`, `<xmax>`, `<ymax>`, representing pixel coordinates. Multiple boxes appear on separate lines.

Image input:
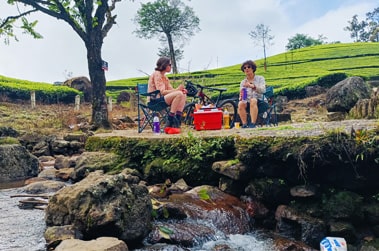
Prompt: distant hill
<box><xmin>2</xmin><ymin>42</ymin><xmax>378</xmax><ymax>102</ymax></box>
<box><xmin>107</xmin><ymin>42</ymin><xmax>379</xmax><ymax>100</ymax></box>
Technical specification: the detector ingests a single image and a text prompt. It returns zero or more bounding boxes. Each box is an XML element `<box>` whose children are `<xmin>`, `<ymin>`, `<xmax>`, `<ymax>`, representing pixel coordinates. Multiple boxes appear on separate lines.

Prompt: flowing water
<box><xmin>0</xmin><ymin>185</ymin><xmax>275</xmax><ymax>251</ymax></box>
<box><xmin>0</xmin><ymin>187</ymin><xmax>46</xmax><ymax>251</ymax></box>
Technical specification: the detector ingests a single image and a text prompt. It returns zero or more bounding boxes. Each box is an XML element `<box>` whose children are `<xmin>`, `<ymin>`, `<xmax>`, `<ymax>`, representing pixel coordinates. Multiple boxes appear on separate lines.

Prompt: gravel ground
<box><xmin>95</xmin><ymin>119</ymin><xmax>379</xmax><ymax>138</ymax></box>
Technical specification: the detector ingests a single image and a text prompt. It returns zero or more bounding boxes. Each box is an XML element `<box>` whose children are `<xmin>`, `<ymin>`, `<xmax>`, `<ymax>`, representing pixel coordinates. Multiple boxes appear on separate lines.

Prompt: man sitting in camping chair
<box><xmin>148</xmin><ymin>57</ymin><xmax>187</xmax><ymax>133</ymax></box>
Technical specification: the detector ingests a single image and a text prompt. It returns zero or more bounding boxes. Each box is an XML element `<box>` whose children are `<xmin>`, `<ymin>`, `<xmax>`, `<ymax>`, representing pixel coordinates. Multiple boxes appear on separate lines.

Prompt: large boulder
<box><xmin>64</xmin><ymin>76</ymin><xmax>92</xmax><ymax>102</ymax></box>
<box><xmin>0</xmin><ymin>144</ymin><xmax>39</xmax><ymax>182</ymax></box>
<box><xmin>45</xmin><ymin>170</ymin><xmax>152</xmax><ymax>244</ymax></box>
<box><xmin>326</xmin><ymin>77</ymin><xmax>371</xmax><ymax>112</ymax></box>
<box><xmin>70</xmin><ymin>151</ymin><xmax>120</xmax><ymax>182</ymax></box>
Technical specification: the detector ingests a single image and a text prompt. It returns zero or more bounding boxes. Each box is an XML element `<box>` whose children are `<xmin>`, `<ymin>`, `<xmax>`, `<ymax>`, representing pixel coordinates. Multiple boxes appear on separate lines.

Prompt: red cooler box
<box><xmin>193</xmin><ymin>109</ymin><xmax>223</xmax><ymax>130</ymax></box>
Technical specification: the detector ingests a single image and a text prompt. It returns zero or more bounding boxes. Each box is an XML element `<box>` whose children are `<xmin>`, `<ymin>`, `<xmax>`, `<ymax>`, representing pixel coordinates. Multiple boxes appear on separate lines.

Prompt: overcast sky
<box><xmin>0</xmin><ymin>0</ymin><xmax>377</xmax><ymax>83</ymax></box>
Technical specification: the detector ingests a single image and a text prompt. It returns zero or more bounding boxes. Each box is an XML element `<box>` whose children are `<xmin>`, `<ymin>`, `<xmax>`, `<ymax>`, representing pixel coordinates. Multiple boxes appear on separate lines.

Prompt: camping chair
<box><xmin>136</xmin><ymin>83</ymin><xmax>169</xmax><ymax>133</ymax></box>
<box><xmin>258</xmin><ymin>86</ymin><xmax>278</xmax><ymax>126</ymax></box>
<box><xmin>237</xmin><ymin>86</ymin><xmax>278</xmax><ymax>127</ymax></box>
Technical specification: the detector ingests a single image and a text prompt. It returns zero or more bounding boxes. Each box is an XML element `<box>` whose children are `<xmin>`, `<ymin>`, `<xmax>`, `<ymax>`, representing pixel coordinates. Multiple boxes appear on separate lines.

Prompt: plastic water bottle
<box><xmin>223</xmin><ymin>109</ymin><xmax>230</xmax><ymax>129</ymax></box>
<box><xmin>241</xmin><ymin>87</ymin><xmax>247</xmax><ymax>103</ymax></box>
<box><xmin>153</xmin><ymin>114</ymin><xmax>160</xmax><ymax>134</ymax></box>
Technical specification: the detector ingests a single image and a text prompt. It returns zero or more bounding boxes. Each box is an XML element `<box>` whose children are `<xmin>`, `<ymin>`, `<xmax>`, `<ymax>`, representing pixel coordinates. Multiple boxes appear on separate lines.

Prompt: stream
<box><xmin>0</xmin><ymin>185</ymin><xmax>275</xmax><ymax>251</ymax></box>
<box><xmin>0</xmin><ymin>187</ymin><xmax>46</xmax><ymax>251</ymax></box>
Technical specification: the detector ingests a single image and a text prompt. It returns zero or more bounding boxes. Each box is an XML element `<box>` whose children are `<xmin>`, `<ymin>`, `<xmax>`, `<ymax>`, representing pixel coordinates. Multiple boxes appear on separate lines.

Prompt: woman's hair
<box><xmin>155</xmin><ymin>57</ymin><xmax>171</xmax><ymax>71</ymax></box>
<box><xmin>240</xmin><ymin>60</ymin><xmax>257</xmax><ymax>72</ymax></box>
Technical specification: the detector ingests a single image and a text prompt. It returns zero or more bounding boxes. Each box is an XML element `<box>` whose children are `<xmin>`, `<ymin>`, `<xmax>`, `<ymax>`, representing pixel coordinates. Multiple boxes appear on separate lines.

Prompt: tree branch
<box><xmin>0</xmin><ymin>9</ymin><xmax>37</xmax><ymax>29</ymax></box>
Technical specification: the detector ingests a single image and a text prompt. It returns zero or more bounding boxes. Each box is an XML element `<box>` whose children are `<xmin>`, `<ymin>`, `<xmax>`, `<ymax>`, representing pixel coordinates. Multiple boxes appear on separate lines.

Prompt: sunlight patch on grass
<box><xmin>256</xmin><ymin>123</ymin><xmax>315</xmax><ymax>131</ymax></box>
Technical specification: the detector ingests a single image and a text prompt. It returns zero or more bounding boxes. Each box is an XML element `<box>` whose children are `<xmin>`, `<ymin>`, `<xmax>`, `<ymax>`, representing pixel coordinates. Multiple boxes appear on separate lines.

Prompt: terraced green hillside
<box><xmin>1</xmin><ymin>42</ymin><xmax>378</xmax><ymax>103</ymax></box>
<box><xmin>108</xmin><ymin>42</ymin><xmax>379</xmax><ymax>99</ymax></box>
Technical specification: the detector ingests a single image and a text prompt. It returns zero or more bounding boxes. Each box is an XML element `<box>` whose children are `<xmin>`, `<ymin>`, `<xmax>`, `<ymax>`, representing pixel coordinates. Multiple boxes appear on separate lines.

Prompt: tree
<box><xmin>344</xmin><ymin>14</ymin><xmax>369</xmax><ymax>42</ymax></box>
<box><xmin>133</xmin><ymin>0</ymin><xmax>200</xmax><ymax>74</ymax></box>
<box><xmin>366</xmin><ymin>7</ymin><xmax>379</xmax><ymax>42</ymax></box>
<box><xmin>1</xmin><ymin>0</ymin><xmax>125</xmax><ymax>129</ymax></box>
<box><xmin>158</xmin><ymin>46</ymin><xmax>184</xmax><ymax>63</ymax></box>
<box><xmin>248</xmin><ymin>24</ymin><xmax>274</xmax><ymax>72</ymax></box>
<box><xmin>286</xmin><ymin>33</ymin><xmax>326</xmax><ymax>51</ymax></box>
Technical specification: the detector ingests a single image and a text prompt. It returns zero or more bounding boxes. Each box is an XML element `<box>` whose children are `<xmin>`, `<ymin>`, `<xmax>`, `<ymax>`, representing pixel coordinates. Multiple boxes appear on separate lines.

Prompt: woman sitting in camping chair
<box><xmin>237</xmin><ymin>60</ymin><xmax>266</xmax><ymax>128</ymax></box>
<box><xmin>148</xmin><ymin>57</ymin><xmax>187</xmax><ymax>133</ymax></box>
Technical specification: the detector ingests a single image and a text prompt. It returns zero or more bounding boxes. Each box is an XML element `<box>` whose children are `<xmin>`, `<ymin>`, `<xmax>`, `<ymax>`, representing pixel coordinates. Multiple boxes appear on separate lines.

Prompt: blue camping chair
<box><xmin>136</xmin><ymin>83</ymin><xmax>170</xmax><ymax>133</ymax></box>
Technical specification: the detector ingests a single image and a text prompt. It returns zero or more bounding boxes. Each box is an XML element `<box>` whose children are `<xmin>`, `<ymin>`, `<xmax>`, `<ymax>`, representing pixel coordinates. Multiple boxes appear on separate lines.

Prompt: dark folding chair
<box><xmin>258</xmin><ymin>86</ymin><xmax>278</xmax><ymax>126</ymax></box>
<box><xmin>236</xmin><ymin>86</ymin><xmax>278</xmax><ymax>127</ymax></box>
<box><xmin>136</xmin><ymin>83</ymin><xmax>169</xmax><ymax>133</ymax></box>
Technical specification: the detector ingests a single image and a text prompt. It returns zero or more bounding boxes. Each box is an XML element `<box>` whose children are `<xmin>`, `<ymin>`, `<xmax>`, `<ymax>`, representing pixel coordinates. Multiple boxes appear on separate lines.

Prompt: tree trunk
<box><xmin>86</xmin><ymin>34</ymin><xmax>111</xmax><ymax>129</ymax></box>
<box><xmin>167</xmin><ymin>34</ymin><xmax>178</xmax><ymax>74</ymax></box>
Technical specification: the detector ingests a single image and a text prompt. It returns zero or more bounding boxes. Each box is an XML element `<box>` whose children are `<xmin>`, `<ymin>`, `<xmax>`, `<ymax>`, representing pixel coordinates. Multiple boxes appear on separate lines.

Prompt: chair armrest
<box><xmin>141</xmin><ymin>90</ymin><xmax>161</xmax><ymax>99</ymax></box>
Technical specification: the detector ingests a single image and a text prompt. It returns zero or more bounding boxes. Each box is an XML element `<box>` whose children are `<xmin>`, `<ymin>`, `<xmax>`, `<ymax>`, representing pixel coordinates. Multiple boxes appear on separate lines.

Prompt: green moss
<box><xmin>0</xmin><ymin>137</ymin><xmax>20</xmax><ymax>145</ymax></box>
<box><xmin>322</xmin><ymin>191</ymin><xmax>364</xmax><ymax>219</ymax></box>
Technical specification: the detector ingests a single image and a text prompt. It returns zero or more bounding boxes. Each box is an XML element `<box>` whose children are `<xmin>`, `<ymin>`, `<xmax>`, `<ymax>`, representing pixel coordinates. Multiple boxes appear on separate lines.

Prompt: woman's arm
<box><xmin>254</xmin><ymin>76</ymin><xmax>266</xmax><ymax>94</ymax></box>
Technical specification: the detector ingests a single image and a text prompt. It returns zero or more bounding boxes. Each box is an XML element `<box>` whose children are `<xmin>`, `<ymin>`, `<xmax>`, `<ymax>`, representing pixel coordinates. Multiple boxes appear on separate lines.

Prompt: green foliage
<box><xmin>133</xmin><ymin>0</ymin><xmax>200</xmax><ymax>73</ymax></box>
<box><xmin>0</xmin><ymin>75</ymin><xmax>81</xmax><ymax>104</ymax></box>
<box><xmin>197</xmin><ymin>188</ymin><xmax>211</xmax><ymax>201</ymax></box>
<box><xmin>107</xmin><ymin>43</ymin><xmax>379</xmax><ymax>100</ymax></box>
<box><xmin>286</xmin><ymin>33</ymin><xmax>326</xmax><ymax>50</ymax></box>
<box><xmin>86</xmin><ymin>135</ymin><xmax>235</xmax><ymax>185</ymax></box>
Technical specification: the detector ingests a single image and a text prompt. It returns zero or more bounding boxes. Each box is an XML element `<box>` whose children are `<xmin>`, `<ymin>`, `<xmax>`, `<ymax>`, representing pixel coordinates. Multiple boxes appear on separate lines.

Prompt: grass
<box><xmin>107</xmin><ymin>42</ymin><xmax>379</xmax><ymax>100</ymax></box>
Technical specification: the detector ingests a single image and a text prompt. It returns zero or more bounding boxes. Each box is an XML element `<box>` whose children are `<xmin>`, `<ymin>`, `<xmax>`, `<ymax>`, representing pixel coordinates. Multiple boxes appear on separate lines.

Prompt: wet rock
<box><xmin>23</xmin><ymin>180</ymin><xmax>66</xmax><ymax>194</ymax></box>
<box><xmin>24</xmin><ymin>177</ymin><xmax>48</xmax><ymax>185</ymax></box>
<box><xmin>147</xmin><ymin>221</ymin><xmax>215</xmax><ymax>247</ymax></box>
<box><xmin>270</xmin><ymin>233</ymin><xmax>318</xmax><ymax>251</ymax></box>
<box><xmin>323</xmin><ymin>191</ymin><xmax>364</xmax><ymax>222</ymax></box>
<box><xmin>51</xmin><ymin>139</ymin><xmax>70</xmax><ymax>154</ymax></box>
<box><xmin>54</xmin><ymin>155</ymin><xmax>72</xmax><ymax>169</ymax></box>
<box><xmin>132</xmin><ymin>243</ymin><xmax>189</xmax><ymax>250</ymax></box>
<box><xmin>245</xmin><ymin>178</ymin><xmax>291</xmax><ymax>208</ymax></box>
<box><xmin>45</xmin><ymin>171</ymin><xmax>152</xmax><ymax>243</ymax></box>
<box><xmin>275</xmin><ymin>205</ymin><xmax>326</xmax><ymax>248</ymax></box>
<box><xmin>38</xmin><ymin>168</ymin><xmax>58</xmax><ymax>180</ymax></box>
<box><xmin>363</xmin><ymin>202</ymin><xmax>379</xmax><ymax>225</ymax></box>
<box><xmin>168</xmin><ymin>178</ymin><xmax>192</xmax><ymax>194</ymax></box>
<box><xmin>211</xmin><ymin>161</ymin><xmax>247</xmax><ymax>180</ymax></box>
<box><xmin>329</xmin><ymin>221</ymin><xmax>357</xmax><ymax>243</ymax></box>
<box><xmin>218</xmin><ymin>176</ymin><xmax>245</xmax><ymax>196</ymax></box>
<box><xmin>241</xmin><ymin>195</ymin><xmax>269</xmax><ymax>219</ymax></box>
<box><xmin>290</xmin><ymin>185</ymin><xmax>317</xmax><ymax>199</ymax></box>
<box><xmin>0</xmin><ymin>144</ymin><xmax>39</xmax><ymax>182</ymax></box>
<box><xmin>38</xmin><ymin>156</ymin><xmax>55</xmax><ymax>168</ymax></box>
<box><xmin>56</xmin><ymin>168</ymin><xmax>75</xmax><ymax>181</ymax></box>
<box><xmin>55</xmin><ymin>237</ymin><xmax>127</xmax><ymax>251</ymax></box>
<box><xmin>44</xmin><ymin>225</ymin><xmax>83</xmax><ymax>250</ymax></box>
<box><xmin>70</xmin><ymin>151</ymin><xmax>119</xmax><ymax>182</ymax></box>
<box><xmin>32</xmin><ymin>140</ymin><xmax>51</xmax><ymax>156</ymax></box>
<box><xmin>158</xmin><ymin>185</ymin><xmax>252</xmax><ymax>235</ymax></box>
